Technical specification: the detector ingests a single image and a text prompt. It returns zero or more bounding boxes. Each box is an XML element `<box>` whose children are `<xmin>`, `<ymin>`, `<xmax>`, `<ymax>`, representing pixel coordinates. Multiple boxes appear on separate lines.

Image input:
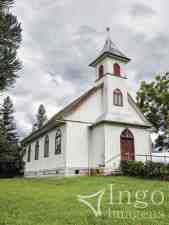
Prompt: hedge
<box><xmin>120</xmin><ymin>160</ymin><xmax>169</xmax><ymax>181</ymax></box>
<box><xmin>0</xmin><ymin>160</ymin><xmax>24</xmax><ymax>178</ymax></box>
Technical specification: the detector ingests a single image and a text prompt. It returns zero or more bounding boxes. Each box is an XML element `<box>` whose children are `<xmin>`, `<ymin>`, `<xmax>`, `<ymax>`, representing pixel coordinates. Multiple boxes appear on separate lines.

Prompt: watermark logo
<box><xmin>78</xmin><ymin>189</ymin><xmax>105</xmax><ymax>217</ymax></box>
<box><xmin>77</xmin><ymin>184</ymin><xmax>165</xmax><ymax>219</ymax></box>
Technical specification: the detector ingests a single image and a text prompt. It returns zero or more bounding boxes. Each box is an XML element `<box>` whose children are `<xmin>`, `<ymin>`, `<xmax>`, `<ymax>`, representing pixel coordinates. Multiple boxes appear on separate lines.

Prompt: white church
<box><xmin>22</xmin><ymin>29</ymin><xmax>152</xmax><ymax>177</ymax></box>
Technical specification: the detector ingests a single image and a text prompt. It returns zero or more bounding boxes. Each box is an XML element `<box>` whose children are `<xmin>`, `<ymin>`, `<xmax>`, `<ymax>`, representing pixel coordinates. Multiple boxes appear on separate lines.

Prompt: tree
<box><xmin>0</xmin><ymin>0</ymin><xmax>14</xmax><ymax>9</ymax></box>
<box><xmin>0</xmin><ymin>116</ymin><xmax>7</xmax><ymax>158</ymax></box>
<box><xmin>36</xmin><ymin>104</ymin><xmax>47</xmax><ymax>129</ymax></box>
<box><xmin>0</xmin><ymin>1</ymin><xmax>23</xmax><ymax>177</ymax></box>
<box><xmin>1</xmin><ymin>96</ymin><xmax>18</xmax><ymax>144</ymax></box>
<box><xmin>137</xmin><ymin>72</ymin><xmax>169</xmax><ymax>151</ymax></box>
<box><xmin>0</xmin><ymin>102</ymin><xmax>8</xmax><ymax>154</ymax></box>
<box><xmin>0</xmin><ymin>96</ymin><xmax>23</xmax><ymax>177</ymax></box>
<box><xmin>0</xmin><ymin>0</ymin><xmax>22</xmax><ymax>91</ymax></box>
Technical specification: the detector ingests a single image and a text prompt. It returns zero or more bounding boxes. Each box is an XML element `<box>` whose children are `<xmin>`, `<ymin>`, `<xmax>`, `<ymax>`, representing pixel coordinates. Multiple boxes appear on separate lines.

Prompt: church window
<box><xmin>55</xmin><ymin>128</ymin><xmax>61</xmax><ymax>154</ymax></box>
<box><xmin>27</xmin><ymin>145</ymin><xmax>31</xmax><ymax>162</ymax></box>
<box><xmin>113</xmin><ymin>63</ymin><xmax>121</xmax><ymax>76</ymax></box>
<box><xmin>44</xmin><ymin>135</ymin><xmax>49</xmax><ymax>157</ymax></box>
<box><xmin>35</xmin><ymin>141</ymin><xmax>39</xmax><ymax>160</ymax></box>
<box><xmin>98</xmin><ymin>65</ymin><xmax>104</xmax><ymax>79</ymax></box>
<box><xmin>113</xmin><ymin>89</ymin><xmax>123</xmax><ymax>106</ymax></box>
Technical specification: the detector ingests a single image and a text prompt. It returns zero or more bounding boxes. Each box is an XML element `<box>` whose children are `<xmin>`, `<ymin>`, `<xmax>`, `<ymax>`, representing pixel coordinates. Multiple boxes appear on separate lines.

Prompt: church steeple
<box><xmin>89</xmin><ymin>28</ymin><xmax>131</xmax><ymax>80</ymax></box>
<box><xmin>101</xmin><ymin>28</ymin><xmax>130</xmax><ymax>61</ymax></box>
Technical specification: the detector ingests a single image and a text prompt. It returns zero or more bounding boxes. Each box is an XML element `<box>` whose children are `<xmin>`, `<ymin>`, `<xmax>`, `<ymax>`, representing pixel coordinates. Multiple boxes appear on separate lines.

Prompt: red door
<box><xmin>121</xmin><ymin>129</ymin><xmax>135</xmax><ymax>160</ymax></box>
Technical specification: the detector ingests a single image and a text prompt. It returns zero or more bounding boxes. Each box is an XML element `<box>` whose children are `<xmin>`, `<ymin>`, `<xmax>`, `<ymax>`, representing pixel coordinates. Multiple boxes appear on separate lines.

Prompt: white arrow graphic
<box><xmin>78</xmin><ymin>189</ymin><xmax>105</xmax><ymax>217</ymax></box>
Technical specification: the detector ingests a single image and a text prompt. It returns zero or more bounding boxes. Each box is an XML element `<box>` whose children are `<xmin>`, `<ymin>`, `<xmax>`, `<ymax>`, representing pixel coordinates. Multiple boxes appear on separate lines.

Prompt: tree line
<box><xmin>0</xmin><ymin>0</ymin><xmax>48</xmax><ymax>177</ymax></box>
<box><xmin>0</xmin><ymin>0</ymin><xmax>22</xmax><ymax>177</ymax></box>
<box><xmin>0</xmin><ymin>95</ymin><xmax>47</xmax><ymax>177</ymax></box>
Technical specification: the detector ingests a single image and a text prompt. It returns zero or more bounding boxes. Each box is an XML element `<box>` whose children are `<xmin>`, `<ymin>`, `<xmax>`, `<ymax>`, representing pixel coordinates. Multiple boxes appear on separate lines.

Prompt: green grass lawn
<box><xmin>0</xmin><ymin>176</ymin><xmax>169</xmax><ymax>225</ymax></box>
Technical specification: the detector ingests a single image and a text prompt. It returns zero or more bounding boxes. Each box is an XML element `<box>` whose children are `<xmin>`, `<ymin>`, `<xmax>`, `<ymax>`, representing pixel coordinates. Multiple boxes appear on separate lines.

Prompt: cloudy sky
<box><xmin>4</xmin><ymin>0</ymin><xmax>169</xmax><ymax>137</ymax></box>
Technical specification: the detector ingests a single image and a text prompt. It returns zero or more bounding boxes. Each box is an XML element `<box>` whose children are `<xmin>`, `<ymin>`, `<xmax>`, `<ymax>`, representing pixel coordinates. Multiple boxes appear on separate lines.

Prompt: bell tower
<box><xmin>89</xmin><ymin>28</ymin><xmax>131</xmax><ymax>81</ymax></box>
<box><xmin>89</xmin><ymin>28</ymin><xmax>132</xmax><ymax>114</ymax></box>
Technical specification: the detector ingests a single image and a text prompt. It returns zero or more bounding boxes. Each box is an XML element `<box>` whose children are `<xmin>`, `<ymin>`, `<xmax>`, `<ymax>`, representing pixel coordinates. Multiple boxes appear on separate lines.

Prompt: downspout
<box><xmin>88</xmin><ymin>126</ymin><xmax>92</xmax><ymax>176</ymax></box>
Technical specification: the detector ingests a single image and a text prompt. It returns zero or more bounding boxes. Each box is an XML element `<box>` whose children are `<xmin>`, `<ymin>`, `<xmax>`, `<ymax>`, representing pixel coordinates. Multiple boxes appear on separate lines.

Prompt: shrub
<box><xmin>120</xmin><ymin>160</ymin><xmax>169</xmax><ymax>181</ymax></box>
<box><xmin>0</xmin><ymin>157</ymin><xmax>25</xmax><ymax>178</ymax></box>
<box><xmin>120</xmin><ymin>160</ymin><xmax>144</xmax><ymax>177</ymax></box>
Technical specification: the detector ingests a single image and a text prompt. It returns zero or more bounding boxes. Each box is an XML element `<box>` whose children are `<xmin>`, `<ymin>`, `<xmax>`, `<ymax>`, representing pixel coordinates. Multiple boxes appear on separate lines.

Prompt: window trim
<box><xmin>113</xmin><ymin>89</ymin><xmax>123</xmax><ymax>106</ymax></box>
<box><xmin>121</xmin><ymin>128</ymin><xmax>134</xmax><ymax>139</ymax></box>
<box><xmin>98</xmin><ymin>65</ymin><xmax>104</xmax><ymax>79</ymax></box>
<box><xmin>44</xmin><ymin>135</ymin><xmax>49</xmax><ymax>158</ymax></box>
<box><xmin>55</xmin><ymin>128</ymin><xmax>62</xmax><ymax>155</ymax></box>
<box><xmin>35</xmin><ymin>140</ymin><xmax>39</xmax><ymax>160</ymax></box>
<box><xmin>113</xmin><ymin>63</ymin><xmax>121</xmax><ymax>76</ymax></box>
<box><xmin>27</xmin><ymin>145</ymin><xmax>31</xmax><ymax>162</ymax></box>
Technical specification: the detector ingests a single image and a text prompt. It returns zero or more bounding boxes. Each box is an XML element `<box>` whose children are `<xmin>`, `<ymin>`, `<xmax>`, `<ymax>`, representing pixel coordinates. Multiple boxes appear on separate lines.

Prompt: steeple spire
<box><xmin>102</xmin><ymin>28</ymin><xmax>128</xmax><ymax>59</ymax></box>
<box><xmin>106</xmin><ymin>27</ymin><xmax>111</xmax><ymax>40</ymax></box>
<box><xmin>89</xmin><ymin>28</ymin><xmax>130</xmax><ymax>67</ymax></box>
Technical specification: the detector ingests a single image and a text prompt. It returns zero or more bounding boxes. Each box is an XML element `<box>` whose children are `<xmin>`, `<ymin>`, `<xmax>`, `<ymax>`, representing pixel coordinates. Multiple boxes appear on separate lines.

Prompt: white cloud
<box><xmin>5</xmin><ymin>0</ymin><xmax>169</xmax><ymax>138</ymax></box>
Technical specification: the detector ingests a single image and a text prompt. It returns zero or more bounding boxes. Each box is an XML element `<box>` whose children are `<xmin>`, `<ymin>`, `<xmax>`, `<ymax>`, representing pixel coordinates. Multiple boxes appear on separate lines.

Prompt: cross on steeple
<box><xmin>106</xmin><ymin>27</ymin><xmax>111</xmax><ymax>39</ymax></box>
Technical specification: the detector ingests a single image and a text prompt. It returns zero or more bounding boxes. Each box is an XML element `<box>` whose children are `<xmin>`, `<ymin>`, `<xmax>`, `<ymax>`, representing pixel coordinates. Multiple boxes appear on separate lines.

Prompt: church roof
<box><xmin>89</xmin><ymin>28</ymin><xmax>131</xmax><ymax>67</ymax></box>
<box><xmin>21</xmin><ymin>84</ymin><xmax>103</xmax><ymax>144</ymax></box>
<box><xmin>102</xmin><ymin>38</ymin><xmax>128</xmax><ymax>59</ymax></box>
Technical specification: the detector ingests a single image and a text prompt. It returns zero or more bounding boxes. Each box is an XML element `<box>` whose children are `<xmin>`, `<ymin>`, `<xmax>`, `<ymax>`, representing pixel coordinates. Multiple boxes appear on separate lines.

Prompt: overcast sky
<box><xmin>4</xmin><ymin>0</ymin><xmax>169</xmax><ymax>137</ymax></box>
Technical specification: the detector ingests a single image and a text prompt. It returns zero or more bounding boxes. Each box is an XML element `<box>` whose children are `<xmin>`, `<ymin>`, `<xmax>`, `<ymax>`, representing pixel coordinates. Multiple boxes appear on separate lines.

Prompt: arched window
<box><xmin>55</xmin><ymin>128</ymin><xmax>61</xmax><ymax>154</ymax></box>
<box><xmin>121</xmin><ymin>129</ymin><xmax>134</xmax><ymax>139</ymax></box>
<box><xmin>113</xmin><ymin>63</ymin><xmax>121</xmax><ymax>76</ymax></box>
<box><xmin>44</xmin><ymin>135</ymin><xmax>49</xmax><ymax>158</ymax></box>
<box><xmin>113</xmin><ymin>89</ymin><xmax>123</xmax><ymax>106</ymax></box>
<box><xmin>27</xmin><ymin>145</ymin><xmax>31</xmax><ymax>162</ymax></box>
<box><xmin>35</xmin><ymin>141</ymin><xmax>39</xmax><ymax>160</ymax></box>
<box><xmin>98</xmin><ymin>65</ymin><xmax>104</xmax><ymax>79</ymax></box>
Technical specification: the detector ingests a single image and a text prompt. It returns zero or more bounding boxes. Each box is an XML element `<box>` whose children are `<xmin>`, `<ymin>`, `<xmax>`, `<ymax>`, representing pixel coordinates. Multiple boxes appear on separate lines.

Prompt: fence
<box><xmin>136</xmin><ymin>152</ymin><xmax>169</xmax><ymax>164</ymax></box>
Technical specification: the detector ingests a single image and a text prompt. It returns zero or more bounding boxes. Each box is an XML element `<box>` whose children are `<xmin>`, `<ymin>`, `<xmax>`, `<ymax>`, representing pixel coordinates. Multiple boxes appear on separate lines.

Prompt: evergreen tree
<box><xmin>0</xmin><ymin>96</ymin><xmax>23</xmax><ymax>177</ymax></box>
<box><xmin>0</xmin><ymin>0</ymin><xmax>23</xmax><ymax>176</ymax></box>
<box><xmin>0</xmin><ymin>0</ymin><xmax>14</xmax><ymax>9</ymax></box>
<box><xmin>0</xmin><ymin>103</ymin><xmax>7</xmax><ymax>153</ymax></box>
<box><xmin>0</xmin><ymin>0</ymin><xmax>22</xmax><ymax>91</ymax></box>
<box><xmin>36</xmin><ymin>104</ymin><xmax>47</xmax><ymax>129</ymax></box>
<box><xmin>0</xmin><ymin>116</ymin><xmax>7</xmax><ymax>158</ymax></box>
<box><xmin>137</xmin><ymin>72</ymin><xmax>169</xmax><ymax>151</ymax></box>
<box><xmin>1</xmin><ymin>96</ymin><xmax>18</xmax><ymax>144</ymax></box>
